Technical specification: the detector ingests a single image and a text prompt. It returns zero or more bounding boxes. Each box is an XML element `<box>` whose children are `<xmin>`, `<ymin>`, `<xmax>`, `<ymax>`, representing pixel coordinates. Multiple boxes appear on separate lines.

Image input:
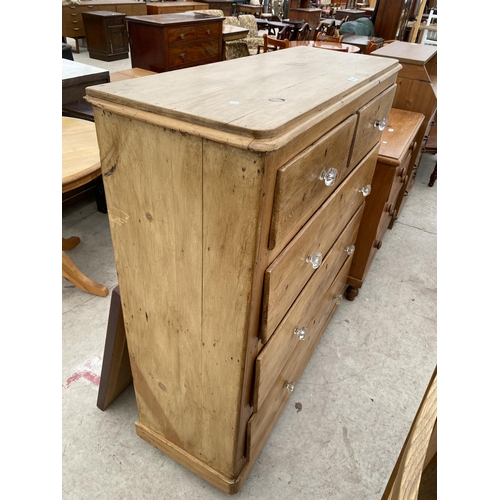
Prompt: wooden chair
<box><xmin>297</xmin><ymin>22</ymin><xmax>312</xmax><ymax>41</ymax></box>
<box><xmin>365</xmin><ymin>39</ymin><xmax>378</xmax><ymax>54</ymax></box>
<box><xmin>262</xmin><ymin>33</ymin><xmax>290</xmax><ymax>52</ymax></box>
<box><xmin>277</xmin><ymin>25</ymin><xmax>292</xmax><ymax>40</ymax></box>
<box><xmin>316</xmin><ymin>31</ymin><xmax>344</xmax><ymax>43</ymax></box>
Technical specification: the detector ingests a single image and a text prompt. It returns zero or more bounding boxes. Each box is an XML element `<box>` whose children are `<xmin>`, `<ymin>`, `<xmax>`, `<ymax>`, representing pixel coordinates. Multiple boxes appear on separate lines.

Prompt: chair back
<box><xmin>297</xmin><ymin>23</ymin><xmax>311</xmax><ymax>41</ymax></box>
<box><xmin>192</xmin><ymin>9</ymin><xmax>224</xmax><ymax>17</ymax></box>
<box><xmin>316</xmin><ymin>32</ymin><xmax>343</xmax><ymax>44</ymax></box>
<box><xmin>365</xmin><ymin>40</ymin><xmax>378</xmax><ymax>54</ymax></box>
<box><xmin>263</xmin><ymin>33</ymin><xmax>290</xmax><ymax>52</ymax></box>
<box><xmin>238</xmin><ymin>14</ymin><xmax>259</xmax><ymax>37</ymax></box>
<box><xmin>277</xmin><ymin>25</ymin><xmax>292</xmax><ymax>40</ymax></box>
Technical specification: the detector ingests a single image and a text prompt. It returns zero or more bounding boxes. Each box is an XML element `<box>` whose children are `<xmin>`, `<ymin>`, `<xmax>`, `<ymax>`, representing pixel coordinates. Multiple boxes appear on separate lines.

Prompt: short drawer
<box><xmin>348</xmin><ymin>84</ymin><xmax>396</xmax><ymax>169</ymax></box>
<box><xmin>261</xmin><ymin>143</ymin><xmax>379</xmax><ymax>342</ymax></box>
<box><xmin>254</xmin><ymin>204</ymin><xmax>364</xmax><ymax>411</ymax></box>
<box><xmin>106</xmin><ymin>17</ymin><xmax>126</xmax><ymax>27</ymax></box>
<box><xmin>168</xmin><ymin>27</ymin><xmax>196</xmax><ymax>45</ymax></box>
<box><xmin>268</xmin><ymin>114</ymin><xmax>357</xmax><ymax>252</ymax></box>
<box><xmin>196</xmin><ymin>22</ymin><xmax>221</xmax><ymax>40</ymax></box>
<box><xmin>248</xmin><ymin>256</ymin><xmax>352</xmax><ymax>459</ymax></box>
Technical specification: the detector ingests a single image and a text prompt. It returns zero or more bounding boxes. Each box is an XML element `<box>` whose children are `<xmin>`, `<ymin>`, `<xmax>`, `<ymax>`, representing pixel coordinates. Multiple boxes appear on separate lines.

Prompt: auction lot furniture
<box><xmin>82</xmin><ymin>11</ymin><xmax>129</xmax><ymax>61</ymax></box>
<box><xmin>86</xmin><ymin>47</ymin><xmax>400</xmax><ymax>493</ymax></box>
<box><xmin>345</xmin><ymin>108</ymin><xmax>424</xmax><ymax>301</ymax></box>
<box><xmin>371</xmin><ymin>41</ymin><xmax>437</xmax><ymax>227</ymax></box>
<box><xmin>127</xmin><ymin>12</ymin><xmax>224</xmax><ymax>73</ymax></box>
<box><xmin>146</xmin><ymin>1</ymin><xmax>209</xmax><ymax>14</ymax></box>
<box><xmin>62</xmin><ymin>0</ymin><xmax>147</xmax><ymax>53</ymax></box>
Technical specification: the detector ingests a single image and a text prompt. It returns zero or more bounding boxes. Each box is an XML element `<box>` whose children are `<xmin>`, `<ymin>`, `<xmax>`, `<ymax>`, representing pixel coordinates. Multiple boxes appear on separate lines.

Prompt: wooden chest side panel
<box><xmin>93</xmin><ymin>110</ymin><xmax>206</xmax><ymax>458</ymax></box>
<box><xmin>201</xmin><ymin>141</ymin><xmax>266</xmax><ymax>477</ymax></box>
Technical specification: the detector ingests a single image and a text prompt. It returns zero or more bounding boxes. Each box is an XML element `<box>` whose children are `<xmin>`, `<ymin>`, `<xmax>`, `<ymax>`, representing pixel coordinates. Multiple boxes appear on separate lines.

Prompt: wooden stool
<box><xmin>62</xmin><ymin>116</ymin><xmax>108</xmax><ymax>297</ymax></box>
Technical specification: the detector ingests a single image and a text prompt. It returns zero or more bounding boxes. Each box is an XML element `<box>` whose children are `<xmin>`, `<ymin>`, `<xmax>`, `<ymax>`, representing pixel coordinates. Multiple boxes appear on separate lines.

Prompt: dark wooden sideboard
<box><xmin>127</xmin><ymin>12</ymin><xmax>224</xmax><ymax>73</ymax></box>
<box><xmin>62</xmin><ymin>0</ymin><xmax>147</xmax><ymax>53</ymax></box>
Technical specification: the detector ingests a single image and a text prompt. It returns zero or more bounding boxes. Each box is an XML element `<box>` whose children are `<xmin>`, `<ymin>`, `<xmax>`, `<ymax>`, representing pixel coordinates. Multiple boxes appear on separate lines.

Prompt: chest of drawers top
<box><xmin>87</xmin><ymin>47</ymin><xmax>400</xmax><ymax>142</ymax></box>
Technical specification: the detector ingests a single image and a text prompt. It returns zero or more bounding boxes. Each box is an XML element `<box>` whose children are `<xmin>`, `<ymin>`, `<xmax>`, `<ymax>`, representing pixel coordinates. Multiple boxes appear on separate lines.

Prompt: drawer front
<box><xmin>196</xmin><ymin>22</ymin><xmax>221</xmax><ymax>40</ymax></box>
<box><xmin>349</xmin><ymin>84</ymin><xmax>396</xmax><ymax>169</ymax></box>
<box><xmin>269</xmin><ymin>114</ymin><xmax>357</xmax><ymax>251</ymax></box>
<box><xmin>248</xmin><ymin>256</ymin><xmax>353</xmax><ymax>459</ymax></box>
<box><xmin>168</xmin><ymin>27</ymin><xmax>197</xmax><ymax>45</ymax></box>
<box><xmin>106</xmin><ymin>17</ymin><xmax>126</xmax><ymax>27</ymax></box>
<box><xmin>261</xmin><ymin>143</ymin><xmax>378</xmax><ymax>342</ymax></box>
<box><xmin>169</xmin><ymin>41</ymin><xmax>220</xmax><ymax>68</ymax></box>
<box><xmin>254</xmin><ymin>205</ymin><xmax>364</xmax><ymax>411</ymax></box>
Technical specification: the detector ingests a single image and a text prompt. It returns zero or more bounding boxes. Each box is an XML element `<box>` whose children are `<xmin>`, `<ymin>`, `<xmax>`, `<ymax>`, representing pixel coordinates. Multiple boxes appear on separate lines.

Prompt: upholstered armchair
<box><xmin>235</xmin><ymin>14</ymin><xmax>265</xmax><ymax>55</ymax></box>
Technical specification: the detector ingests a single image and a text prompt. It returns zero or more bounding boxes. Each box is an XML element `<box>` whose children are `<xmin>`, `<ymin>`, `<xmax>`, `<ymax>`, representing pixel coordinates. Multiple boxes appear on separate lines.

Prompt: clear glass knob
<box><xmin>345</xmin><ymin>245</ymin><xmax>355</xmax><ymax>255</ymax></box>
<box><xmin>359</xmin><ymin>184</ymin><xmax>371</xmax><ymax>197</ymax></box>
<box><xmin>335</xmin><ymin>294</ymin><xmax>343</xmax><ymax>305</ymax></box>
<box><xmin>319</xmin><ymin>167</ymin><xmax>338</xmax><ymax>186</ymax></box>
<box><xmin>294</xmin><ymin>326</ymin><xmax>308</xmax><ymax>340</ymax></box>
<box><xmin>284</xmin><ymin>381</ymin><xmax>295</xmax><ymax>393</ymax></box>
<box><xmin>306</xmin><ymin>252</ymin><xmax>323</xmax><ymax>269</ymax></box>
<box><xmin>374</xmin><ymin>117</ymin><xmax>387</xmax><ymax>130</ymax></box>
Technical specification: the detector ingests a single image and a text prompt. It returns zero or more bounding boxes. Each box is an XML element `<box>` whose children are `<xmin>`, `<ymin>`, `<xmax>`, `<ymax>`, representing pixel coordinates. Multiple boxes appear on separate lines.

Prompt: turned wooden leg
<box><xmin>62</xmin><ymin>236</ymin><xmax>81</xmax><ymax>251</ymax></box>
<box><xmin>345</xmin><ymin>285</ymin><xmax>359</xmax><ymax>301</ymax></box>
<box><xmin>428</xmin><ymin>162</ymin><xmax>437</xmax><ymax>187</ymax></box>
<box><xmin>62</xmin><ymin>251</ymin><xmax>109</xmax><ymax>297</ymax></box>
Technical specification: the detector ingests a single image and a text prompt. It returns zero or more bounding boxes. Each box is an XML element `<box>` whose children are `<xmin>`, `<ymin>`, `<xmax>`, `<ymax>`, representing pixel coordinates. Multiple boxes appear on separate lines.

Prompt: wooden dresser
<box><xmin>345</xmin><ymin>108</ymin><xmax>424</xmax><ymax>301</ymax></box>
<box><xmin>146</xmin><ymin>1</ymin><xmax>209</xmax><ymax>15</ymax></box>
<box><xmin>86</xmin><ymin>47</ymin><xmax>400</xmax><ymax>494</ymax></box>
<box><xmin>82</xmin><ymin>11</ymin><xmax>129</xmax><ymax>62</ymax></box>
<box><xmin>371</xmin><ymin>41</ymin><xmax>437</xmax><ymax>227</ymax></box>
<box><xmin>126</xmin><ymin>12</ymin><xmax>224</xmax><ymax>73</ymax></box>
<box><xmin>62</xmin><ymin>0</ymin><xmax>147</xmax><ymax>53</ymax></box>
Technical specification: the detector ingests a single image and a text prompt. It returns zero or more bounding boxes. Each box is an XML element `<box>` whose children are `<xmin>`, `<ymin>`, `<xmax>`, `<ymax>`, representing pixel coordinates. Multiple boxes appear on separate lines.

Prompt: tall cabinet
<box><xmin>86</xmin><ymin>47</ymin><xmax>400</xmax><ymax>493</ymax></box>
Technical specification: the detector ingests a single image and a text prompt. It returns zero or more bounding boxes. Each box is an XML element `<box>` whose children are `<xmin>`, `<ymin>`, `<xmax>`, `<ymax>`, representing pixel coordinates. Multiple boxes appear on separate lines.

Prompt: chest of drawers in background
<box><xmin>86</xmin><ymin>47</ymin><xmax>400</xmax><ymax>493</ymax></box>
<box><xmin>62</xmin><ymin>0</ymin><xmax>147</xmax><ymax>53</ymax></box>
<box><xmin>345</xmin><ymin>108</ymin><xmax>424</xmax><ymax>301</ymax></box>
<box><xmin>146</xmin><ymin>1</ymin><xmax>209</xmax><ymax>14</ymax></box>
<box><xmin>126</xmin><ymin>12</ymin><xmax>224</xmax><ymax>73</ymax></box>
<box><xmin>82</xmin><ymin>11</ymin><xmax>129</xmax><ymax>62</ymax></box>
<box><xmin>371</xmin><ymin>41</ymin><xmax>437</xmax><ymax>227</ymax></box>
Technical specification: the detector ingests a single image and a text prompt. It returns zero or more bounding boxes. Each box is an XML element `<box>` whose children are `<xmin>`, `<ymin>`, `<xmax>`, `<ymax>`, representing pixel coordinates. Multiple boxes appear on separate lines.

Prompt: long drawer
<box><xmin>248</xmin><ymin>256</ymin><xmax>353</xmax><ymax>460</ymax></box>
<box><xmin>261</xmin><ymin>144</ymin><xmax>379</xmax><ymax>342</ymax></box>
<box><xmin>169</xmin><ymin>41</ymin><xmax>220</xmax><ymax>69</ymax></box>
<box><xmin>254</xmin><ymin>204</ymin><xmax>364</xmax><ymax>411</ymax></box>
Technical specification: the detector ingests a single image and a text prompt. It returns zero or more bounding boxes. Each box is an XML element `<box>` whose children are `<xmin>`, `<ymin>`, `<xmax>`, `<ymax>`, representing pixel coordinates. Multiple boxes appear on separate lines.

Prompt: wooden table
<box><xmin>62</xmin><ymin>116</ymin><xmax>108</xmax><ymax>297</ymax></box>
<box><xmin>289</xmin><ymin>40</ymin><xmax>361</xmax><ymax>52</ymax></box>
<box><xmin>222</xmin><ymin>24</ymin><xmax>249</xmax><ymax>42</ymax></box>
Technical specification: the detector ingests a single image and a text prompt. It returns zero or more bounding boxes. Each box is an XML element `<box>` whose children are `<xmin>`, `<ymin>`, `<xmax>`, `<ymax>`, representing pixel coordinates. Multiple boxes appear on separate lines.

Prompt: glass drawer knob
<box><xmin>306</xmin><ymin>252</ymin><xmax>323</xmax><ymax>269</ymax></box>
<box><xmin>335</xmin><ymin>294</ymin><xmax>343</xmax><ymax>305</ymax></box>
<box><xmin>179</xmin><ymin>33</ymin><xmax>186</xmax><ymax>39</ymax></box>
<box><xmin>374</xmin><ymin>117</ymin><xmax>387</xmax><ymax>130</ymax></box>
<box><xmin>294</xmin><ymin>326</ymin><xmax>308</xmax><ymax>340</ymax></box>
<box><xmin>359</xmin><ymin>184</ymin><xmax>371</xmax><ymax>197</ymax></box>
<box><xmin>179</xmin><ymin>52</ymin><xmax>186</xmax><ymax>59</ymax></box>
<box><xmin>319</xmin><ymin>167</ymin><xmax>338</xmax><ymax>186</ymax></box>
<box><xmin>345</xmin><ymin>245</ymin><xmax>355</xmax><ymax>255</ymax></box>
<box><xmin>206</xmin><ymin>29</ymin><xmax>211</xmax><ymax>34</ymax></box>
<box><xmin>284</xmin><ymin>381</ymin><xmax>295</xmax><ymax>393</ymax></box>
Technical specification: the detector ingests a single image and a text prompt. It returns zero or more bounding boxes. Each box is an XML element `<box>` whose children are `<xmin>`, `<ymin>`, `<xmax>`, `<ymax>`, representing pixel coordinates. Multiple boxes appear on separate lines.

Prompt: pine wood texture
<box><xmin>382</xmin><ymin>368</ymin><xmax>437</xmax><ymax>500</ymax></box>
<box><xmin>86</xmin><ymin>48</ymin><xmax>401</xmax><ymax>493</ymax></box>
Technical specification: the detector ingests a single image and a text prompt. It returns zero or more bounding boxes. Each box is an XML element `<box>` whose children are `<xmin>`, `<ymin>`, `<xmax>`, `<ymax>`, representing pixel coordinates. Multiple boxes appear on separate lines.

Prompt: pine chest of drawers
<box><xmin>345</xmin><ymin>107</ymin><xmax>424</xmax><ymax>301</ymax></box>
<box><xmin>86</xmin><ymin>47</ymin><xmax>400</xmax><ymax>494</ymax></box>
<box><xmin>126</xmin><ymin>12</ymin><xmax>224</xmax><ymax>73</ymax></box>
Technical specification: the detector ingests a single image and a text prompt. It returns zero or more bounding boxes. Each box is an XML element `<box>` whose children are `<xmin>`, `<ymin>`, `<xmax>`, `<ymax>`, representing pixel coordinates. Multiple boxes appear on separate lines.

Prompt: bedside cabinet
<box><xmin>345</xmin><ymin>108</ymin><xmax>424</xmax><ymax>301</ymax></box>
<box><xmin>82</xmin><ymin>11</ymin><xmax>129</xmax><ymax>61</ymax></box>
<box><xmin>86</xmin><ymin>47</ymin><xmax>400</xmax><ymax>493</ymax></box>
<box><xmin>371</xmin><ymin>41</ymin><xmax>437</xmax><ymax>227</ymax></box>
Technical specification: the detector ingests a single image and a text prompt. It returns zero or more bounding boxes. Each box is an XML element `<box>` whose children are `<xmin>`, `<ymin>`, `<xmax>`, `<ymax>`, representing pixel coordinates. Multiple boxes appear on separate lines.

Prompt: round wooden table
<box><xmin>62</xmin><ymin>116</ymin><xmax>108</xmax><ymax>297</ymax></box>
<box><xmin>289</xmin><ymin>40</ymin><xmax>361</xmax><ymax>53</ymax></box>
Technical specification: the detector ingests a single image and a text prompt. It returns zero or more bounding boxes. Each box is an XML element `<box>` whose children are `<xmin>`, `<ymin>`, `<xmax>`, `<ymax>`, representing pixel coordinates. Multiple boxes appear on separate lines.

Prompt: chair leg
<box><xmin>62</xmin><ymin>250</ymin><xmax>109</xmax><ymax>297</ymax></box>
<box><xmin>62</xmin><ymin>236</ymin><xmax>81</xmax><ymax>251</ymax></box>
<box><xmin>428</xmin><ymin>162</ymin><xmax>437</xmax><ymax>187</ymax></box>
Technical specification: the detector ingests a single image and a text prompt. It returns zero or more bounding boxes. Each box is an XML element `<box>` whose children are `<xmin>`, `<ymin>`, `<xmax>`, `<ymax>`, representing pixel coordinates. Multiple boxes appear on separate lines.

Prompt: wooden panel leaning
<box><xmin>85</xmin><ymin>47</ymin><xmax>401</xmax><ymax>493</ymax></box>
